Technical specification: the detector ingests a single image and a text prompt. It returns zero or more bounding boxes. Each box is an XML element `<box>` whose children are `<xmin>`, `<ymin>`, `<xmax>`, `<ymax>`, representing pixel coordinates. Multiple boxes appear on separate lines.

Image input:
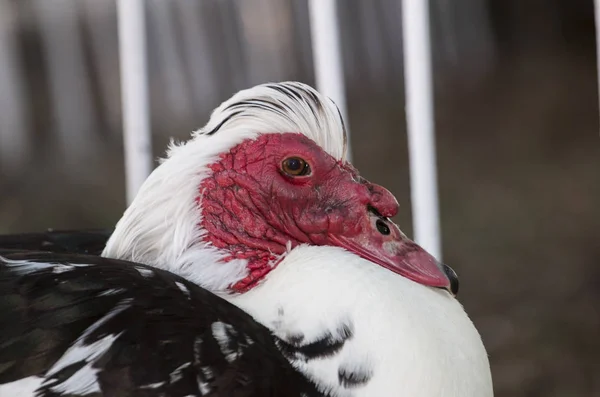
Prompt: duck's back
<box><xmin>0</xmin><ymin>250</ymin><xmax>324</xmax><ymax>397</ymax></box>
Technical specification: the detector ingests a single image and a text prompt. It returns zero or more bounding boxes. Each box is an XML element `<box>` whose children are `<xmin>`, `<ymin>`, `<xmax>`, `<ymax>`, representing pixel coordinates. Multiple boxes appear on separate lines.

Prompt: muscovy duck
<box><xmin>0</xmin><ymin>82</ymin><xmax>493</xmax><ymax>396</ymax></box>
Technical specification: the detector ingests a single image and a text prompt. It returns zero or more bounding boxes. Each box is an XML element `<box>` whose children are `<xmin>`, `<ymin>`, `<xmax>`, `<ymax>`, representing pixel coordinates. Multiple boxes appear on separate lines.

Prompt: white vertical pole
<box><xmin>401</xmin><ymin>0</ymin><xmax>442</xmax><ymax>259</ymax></box>
<box><xmin>308</xmin><ymin>0</ymin><xmax>352</xmax><ymax>162</ymax></box>
<box><xmin>117</xmin><ymin>0</ymin><xmax>152</xmax><ymax>204</ymax></box>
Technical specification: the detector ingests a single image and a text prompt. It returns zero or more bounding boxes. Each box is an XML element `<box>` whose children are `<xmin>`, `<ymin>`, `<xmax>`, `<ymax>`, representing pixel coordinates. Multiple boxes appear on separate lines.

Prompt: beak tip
<box><xmin>442</xmin><ymin>264</ymin><xmax>459</xmax><ymax>296</ymax></box>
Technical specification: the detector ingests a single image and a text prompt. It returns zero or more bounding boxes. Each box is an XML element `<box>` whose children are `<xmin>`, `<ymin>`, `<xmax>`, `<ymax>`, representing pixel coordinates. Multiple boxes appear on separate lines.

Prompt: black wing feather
<box><xmin>0</xmin><ymin>229</ymin><xmax>112</xmax><ymax>255</ymax></box>
<box><xmin>0</xmin><ymin>250</ymin><xmax>324</xmax><ymax>397</ymax></box>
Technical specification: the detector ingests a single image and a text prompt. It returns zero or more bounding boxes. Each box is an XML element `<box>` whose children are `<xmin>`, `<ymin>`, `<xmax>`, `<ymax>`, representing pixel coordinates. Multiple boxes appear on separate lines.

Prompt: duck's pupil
<box><xmin>288</xmin><ymin>159</ymin><xmax>301</xmax><ymax>170</ymax></box>
<box><xmin>376</xmin><ymin>219</ymin><xmax>390</xmax><ymax>235</ymax></box>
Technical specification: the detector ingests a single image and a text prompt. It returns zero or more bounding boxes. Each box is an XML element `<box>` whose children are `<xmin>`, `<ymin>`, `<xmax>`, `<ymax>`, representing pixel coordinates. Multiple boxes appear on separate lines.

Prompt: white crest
<box><xmin>103</xmin><ymin>82</ymin><xmax>347</xmax><ymax>291</ymax></box>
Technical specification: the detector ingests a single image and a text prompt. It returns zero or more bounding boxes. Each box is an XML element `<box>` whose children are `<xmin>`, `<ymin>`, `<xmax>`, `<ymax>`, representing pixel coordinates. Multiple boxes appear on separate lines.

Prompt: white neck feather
<box><xmin>227</xmin><ymin>245</ymin><xmax>493</xmax><ymax>397</ymax></box>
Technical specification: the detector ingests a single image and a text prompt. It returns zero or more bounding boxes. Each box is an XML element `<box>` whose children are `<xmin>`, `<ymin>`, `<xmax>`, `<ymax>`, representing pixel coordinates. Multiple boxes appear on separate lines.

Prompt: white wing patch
<box><xmin>139</xmin><ymin>381</ymin><xmax>166</xmax><ymax>389</ymax></box>
<box><xmin>40</xmin><ymin>299</ymin><xmax>131</xmax><ymax>395</ymax></box>
<box><xmin>46</xmin><ymin>333</ymin><xmax>121</xmax><ymax>377</ymax></box>
<box><xmin>169</xmin><ymin>362</ymin><xmax>191</xmax><ymax>383</ymax></box>
<box><xmin>198</xmin><ymin>379</ymin><xmax>211</xmax><ymax>395</ymax></box>
<box><xmin>2</xmin><ymin>257</ymin><xmax>91</xmax><ymax>275</ymax></box>
<box><xmin>48</xmin><ymin>363</ymin><xmax>101</xmax><ymax>395</ymax></box>
<box><xmin>42</xmin><ymin>333</ymin><xmax>122</xmax><ymax>395</ymax></box>
<box><xmin>175</xmin><ymin>281</ymin><xmax>191</xmax><ymax>298</ymax></box>
<box><xmin>211</xmin><ymin>321</ymin><xmax>241</xmax><ymax>363</ymax></box>
<box><xmin>134</xmin><ymin>266</ymin><xmax>155</xmax><ymax>277</ymax></box>
<box><xmin>200</xmin><ymin>365</ymin><xmax>213</xmax><ymax>379</ymax></box>
<box><xmin>97</xmin><ymin>288</ymin><xmax>124</xmax><ymax>297</ymax></box>
<box><xmin>0</xmin><ymin>376</ymin><xmax>44</xmax><ymax>397</ymax></box>
<box><xmin>51</xmin><ymin>264</ymin><xmax>80</xmax><ymax>274</ymax></box>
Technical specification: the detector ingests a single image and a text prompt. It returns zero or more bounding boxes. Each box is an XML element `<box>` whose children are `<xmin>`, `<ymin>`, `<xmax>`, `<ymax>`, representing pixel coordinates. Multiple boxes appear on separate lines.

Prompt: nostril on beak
<box><xmin>442</xmin><ymin>264</ymin><xmax>459</xmax><ymax>296</ymax></box>
<box><xmin>375</xmin><ymin>219</ymin><xmax>390</xmax><ymax>235</ymax></box>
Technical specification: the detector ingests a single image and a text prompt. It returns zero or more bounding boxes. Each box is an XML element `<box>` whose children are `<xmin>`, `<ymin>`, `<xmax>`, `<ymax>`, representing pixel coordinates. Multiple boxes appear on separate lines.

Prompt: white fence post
<box><xmin>117</xmin><ymin>0</ymin><xmax>152</xmax><ymax>204</ymax></box>
<box><xmin>402</xmin><ymin>0</ymin><xmax>442</xmax><ymax>259</ymax></box>
<box><xmin>308</xmin><ymin>0</ymin><xmax>352</xmax><ymax>162</ymax></box>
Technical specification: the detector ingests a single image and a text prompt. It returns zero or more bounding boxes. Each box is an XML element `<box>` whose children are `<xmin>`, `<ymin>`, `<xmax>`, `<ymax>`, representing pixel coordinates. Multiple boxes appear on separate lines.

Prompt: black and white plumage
<box><xmin>0</xmin><ymin>251</ymin><xmax>324</xmax><ymax>397</ymax></box>
<box><xmin>0</xmin><ymin>82</ymin><xmax>493</xmax><ymax>396</ymax></box>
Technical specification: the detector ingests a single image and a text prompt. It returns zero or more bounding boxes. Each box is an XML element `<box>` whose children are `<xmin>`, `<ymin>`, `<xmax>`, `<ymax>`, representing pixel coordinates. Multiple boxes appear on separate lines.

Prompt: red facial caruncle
<box><xmin>199</xmin><ymin>133</ymin><xmax>457</xmax><ymax>294</ymax></box>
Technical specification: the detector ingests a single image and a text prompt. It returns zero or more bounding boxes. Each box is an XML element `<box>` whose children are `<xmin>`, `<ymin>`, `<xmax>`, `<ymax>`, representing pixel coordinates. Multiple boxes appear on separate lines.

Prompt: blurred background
<box><xmin>0</xmin><ymin>0</ymin><xmax>598</xmax><ymax>395</ymax></box>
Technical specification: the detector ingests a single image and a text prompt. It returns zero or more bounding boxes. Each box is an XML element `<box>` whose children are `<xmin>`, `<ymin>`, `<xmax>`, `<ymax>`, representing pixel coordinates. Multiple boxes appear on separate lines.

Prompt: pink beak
<box><xmin>328</xmin><ymin>212</ymin><xmax>458</xmax><ymax>296</ymax></box>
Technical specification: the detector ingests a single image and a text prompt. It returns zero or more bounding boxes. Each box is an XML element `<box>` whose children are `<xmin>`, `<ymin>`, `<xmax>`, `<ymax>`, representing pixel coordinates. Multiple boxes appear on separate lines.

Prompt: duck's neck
<box><xmin>227</xmin><ymin>245</ymin><xmax>493</xmax><ymax>397</ymax></box>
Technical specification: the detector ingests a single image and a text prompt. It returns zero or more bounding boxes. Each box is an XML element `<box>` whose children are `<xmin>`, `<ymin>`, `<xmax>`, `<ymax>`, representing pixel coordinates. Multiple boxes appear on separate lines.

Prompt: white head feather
<box><xmin>102</xmin><ymin>81</ymin><xmax>347</xmax><ymax>291</ymax></box>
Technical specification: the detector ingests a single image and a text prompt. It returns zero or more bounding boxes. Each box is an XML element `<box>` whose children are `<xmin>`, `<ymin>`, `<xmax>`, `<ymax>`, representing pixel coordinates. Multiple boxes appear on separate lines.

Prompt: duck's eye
<box><xmin>282</xmin><ymin>157</ymin><xmax>311</xmax><ymax>177</ymax></box>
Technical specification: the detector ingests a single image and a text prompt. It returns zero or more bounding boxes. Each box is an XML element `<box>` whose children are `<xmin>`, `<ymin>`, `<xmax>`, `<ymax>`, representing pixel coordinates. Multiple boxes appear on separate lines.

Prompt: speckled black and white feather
<box><xmin>0</xmin><ymin>250</ymin><xmax>326</xmax><ymax>397</ymax></box>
